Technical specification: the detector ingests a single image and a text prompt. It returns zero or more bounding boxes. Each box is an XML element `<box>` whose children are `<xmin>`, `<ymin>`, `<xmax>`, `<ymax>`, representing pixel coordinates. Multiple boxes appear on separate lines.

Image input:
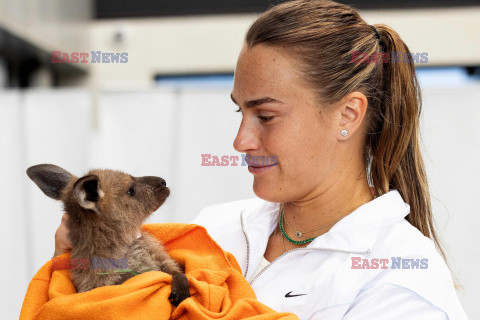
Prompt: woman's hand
<box><xmin>54</xmin><ymin>213</ymin><xmax>72</xmax><ymax>257</ymax></box>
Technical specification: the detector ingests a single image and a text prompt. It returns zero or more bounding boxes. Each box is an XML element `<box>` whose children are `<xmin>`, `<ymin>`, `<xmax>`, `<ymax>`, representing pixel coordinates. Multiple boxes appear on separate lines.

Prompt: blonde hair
<box><xmin>245</xmin><ymin>0</ymin><xmax>460</xmax><ymax>289</ymax></box>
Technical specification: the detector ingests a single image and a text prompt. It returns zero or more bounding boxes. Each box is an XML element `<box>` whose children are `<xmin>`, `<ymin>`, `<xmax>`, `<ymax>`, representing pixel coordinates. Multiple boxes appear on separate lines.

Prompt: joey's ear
<box><xmin>73</xmin><ymin>175</ymin><xmax>104</xmax><ymax>212</ymax></box>
<box><xmin>26</xmin><ymin>164</ymin><xmax>74</xmax><ymax>200</ymax></box>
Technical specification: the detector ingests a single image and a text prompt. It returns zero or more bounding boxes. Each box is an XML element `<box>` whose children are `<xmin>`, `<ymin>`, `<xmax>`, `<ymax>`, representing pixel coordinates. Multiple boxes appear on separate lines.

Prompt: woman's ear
<box><xmin>337</xmin><ymin>91</ymin><xmax>369</xmax><ymax>139</ymax></box>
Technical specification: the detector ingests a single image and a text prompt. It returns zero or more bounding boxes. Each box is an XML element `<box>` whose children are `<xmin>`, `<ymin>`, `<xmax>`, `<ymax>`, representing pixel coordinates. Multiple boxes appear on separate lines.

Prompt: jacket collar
<box><xmin>241</xmin><ymin>190</ymin><xmax>410</xmax><ymax>254</ymax></box>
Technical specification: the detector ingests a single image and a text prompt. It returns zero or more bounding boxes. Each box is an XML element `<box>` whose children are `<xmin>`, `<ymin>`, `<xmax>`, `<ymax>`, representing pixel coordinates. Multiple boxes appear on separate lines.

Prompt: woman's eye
<box><xmin>235</xmin><ymin>106</ymin><xmax>273</xmax><ymax>122</ymax></box>
<box><xmin>127</xmin><ymin>186</ymin><xmax>135</xmax><ymax>196</ymax></box>
<box><xmin>258</xmin><ymin>115</ymin><xmax>274</xmax><ymax>122</ymax></box>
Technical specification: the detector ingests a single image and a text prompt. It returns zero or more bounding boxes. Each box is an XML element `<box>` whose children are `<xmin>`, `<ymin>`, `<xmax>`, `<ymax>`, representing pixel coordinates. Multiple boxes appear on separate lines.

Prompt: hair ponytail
<box><xmin>368</xmin><ymin>25</ymin><xmax>460</xmax><ymax>289</ymax></box>
<box><xmin>245</xmin><ymin>0</ymin><xmax>460</xmax><ymax>289</ymax></box>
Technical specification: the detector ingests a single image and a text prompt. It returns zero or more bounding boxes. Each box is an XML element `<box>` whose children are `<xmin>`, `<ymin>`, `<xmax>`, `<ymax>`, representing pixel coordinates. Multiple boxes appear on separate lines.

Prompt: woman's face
<box><xmin>231</xmin><ymin>44</ymin><xmax>342</xmax><ymax>203</ymax></box>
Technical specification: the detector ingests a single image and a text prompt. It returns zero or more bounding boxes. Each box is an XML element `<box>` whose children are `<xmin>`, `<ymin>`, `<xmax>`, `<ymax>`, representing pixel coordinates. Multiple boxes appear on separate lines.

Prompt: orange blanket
<box><xmin>20</xmin><ymin>223</ymin><xmax>299</xmax><ymax>320</ymax></box>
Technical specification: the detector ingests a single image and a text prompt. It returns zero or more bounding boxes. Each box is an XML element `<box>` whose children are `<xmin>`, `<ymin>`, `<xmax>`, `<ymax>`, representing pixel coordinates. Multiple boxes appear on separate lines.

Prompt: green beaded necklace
<box><xmin>279</xmin><ymin>205</ymin><xmax>318</xmax><ymax>245</ymax></box>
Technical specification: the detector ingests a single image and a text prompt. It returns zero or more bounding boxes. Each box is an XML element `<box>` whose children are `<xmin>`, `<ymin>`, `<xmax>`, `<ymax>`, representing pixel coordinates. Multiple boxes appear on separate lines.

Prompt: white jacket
<box><xmin>190</xmin><ymin>190</ymin><xmax>468</xmax><ymax>320</ymax></box>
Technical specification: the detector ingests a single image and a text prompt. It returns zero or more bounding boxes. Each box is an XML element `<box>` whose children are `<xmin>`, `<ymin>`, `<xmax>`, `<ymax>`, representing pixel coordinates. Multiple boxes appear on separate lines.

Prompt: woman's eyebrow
<box><xmin>230</xmin><ymin>93</ymin><xmax>282</xmax><ymax>108</ymax></box>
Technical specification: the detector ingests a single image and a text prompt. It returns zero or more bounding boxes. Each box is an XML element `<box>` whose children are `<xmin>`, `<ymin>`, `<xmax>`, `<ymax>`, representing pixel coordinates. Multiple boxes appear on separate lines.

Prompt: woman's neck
<box><xmin>281</xmin><ymin>174</ymin><xmax>374</xmax><ymax>237</ymax></box>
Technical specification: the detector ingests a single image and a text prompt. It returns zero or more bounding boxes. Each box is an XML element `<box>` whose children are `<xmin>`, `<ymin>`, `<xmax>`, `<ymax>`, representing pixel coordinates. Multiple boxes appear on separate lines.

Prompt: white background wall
<box><xmin>0</xmin><ymin>78</ymin><xmax>479</xmax><ymax>318</ymax></box>
<box><xmin>419</xmin><ymin>81</ymin><xmax>480</xmax><ymax>317</ymax></box>
<box><xmin>88</xmin><ymin>7</ymin><xmax>480</xmax><ymax>87</ymax></box>
<box><xmin>0</xmin><ymin>0</ymin><xmax>91</xmax><ymax>59</ymax></box>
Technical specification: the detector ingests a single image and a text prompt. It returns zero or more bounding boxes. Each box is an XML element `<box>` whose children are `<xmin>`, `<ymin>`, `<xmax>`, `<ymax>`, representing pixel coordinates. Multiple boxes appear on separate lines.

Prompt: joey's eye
<box><xmin>127</xmin><ymin>185</ymin><xmax>136</xmax><ymax>196</ymax></box>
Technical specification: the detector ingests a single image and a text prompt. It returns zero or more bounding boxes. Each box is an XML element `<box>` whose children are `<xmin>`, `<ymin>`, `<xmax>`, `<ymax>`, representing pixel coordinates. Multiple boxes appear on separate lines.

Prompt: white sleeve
<box><xmin>340</xmin><ymin>284</ymin><xmax>448</xmax><ymax>320</ymax></box>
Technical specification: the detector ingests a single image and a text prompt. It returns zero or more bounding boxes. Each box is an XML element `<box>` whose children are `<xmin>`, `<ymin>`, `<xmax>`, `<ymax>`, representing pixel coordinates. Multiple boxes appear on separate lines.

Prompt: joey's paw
<box><xmin>168</xmin><ymin>289</ymin><xmax>190</xmax><ymax>307</ymax></box>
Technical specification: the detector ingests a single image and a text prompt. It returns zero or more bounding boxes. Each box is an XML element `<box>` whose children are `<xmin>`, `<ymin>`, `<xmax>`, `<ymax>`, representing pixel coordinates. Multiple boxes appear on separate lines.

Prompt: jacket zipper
<box><xmin>240</xmin><ymin>210</ymin><xmax>371</xmax><ymax>285</ymax></box>
<box><xmin>240</xmin><ymin>210</ymin><xmax>251</xmax><ymax>278</ymax></box>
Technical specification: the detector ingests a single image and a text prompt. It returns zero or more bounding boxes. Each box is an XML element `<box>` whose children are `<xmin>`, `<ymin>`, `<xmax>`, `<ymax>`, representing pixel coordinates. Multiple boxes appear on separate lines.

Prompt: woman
<box><xmin>54</xmin><ymin>0</ymin><xmax>468</xmax><ymax>318</ymax></box>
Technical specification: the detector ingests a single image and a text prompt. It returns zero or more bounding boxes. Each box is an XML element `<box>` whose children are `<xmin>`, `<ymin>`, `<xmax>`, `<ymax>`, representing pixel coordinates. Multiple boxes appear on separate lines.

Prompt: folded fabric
<box><xmin>20</xmin><ymin>223</ymin><xmax>299</xmax><ymax>320</ymax></box>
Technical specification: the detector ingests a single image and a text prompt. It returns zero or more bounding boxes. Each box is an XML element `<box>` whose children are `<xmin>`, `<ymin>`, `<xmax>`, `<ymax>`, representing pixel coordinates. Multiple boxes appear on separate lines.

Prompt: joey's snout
<box><xmin>138</xmin><ymin>176</ymin><xmax>167</xmax><ymax>189</ymax></box>
<box><xmin>138</xmin><ymin>176</ymin><xmax>170</xmax><ymax>198</ymax></box>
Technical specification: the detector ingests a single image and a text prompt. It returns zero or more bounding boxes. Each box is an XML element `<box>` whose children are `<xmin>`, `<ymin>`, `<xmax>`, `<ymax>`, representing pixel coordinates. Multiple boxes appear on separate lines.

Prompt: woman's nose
<box><xmin>233</xmin><ymin>120</ymin><xmax>260</xmax><ymax>153</ymax></box>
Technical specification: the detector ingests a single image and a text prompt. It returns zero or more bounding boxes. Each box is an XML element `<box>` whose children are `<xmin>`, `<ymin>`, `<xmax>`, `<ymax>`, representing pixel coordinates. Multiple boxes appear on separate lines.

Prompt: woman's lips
<box><xmin>247</xmin><ymin>163</ymin><xmax>278</xmax><ymax>174</ymax></box>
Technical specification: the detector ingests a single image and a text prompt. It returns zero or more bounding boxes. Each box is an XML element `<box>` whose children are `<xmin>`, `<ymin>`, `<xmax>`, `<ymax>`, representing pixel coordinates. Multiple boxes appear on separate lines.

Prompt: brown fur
<box><xmin>27</xmin><ymin>164</ymin><xmax>190</xmax><ymax>306</ymax></box>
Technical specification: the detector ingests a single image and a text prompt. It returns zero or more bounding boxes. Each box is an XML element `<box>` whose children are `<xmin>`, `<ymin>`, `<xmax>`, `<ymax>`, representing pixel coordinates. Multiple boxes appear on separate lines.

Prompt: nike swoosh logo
<box><xmin>285</xmin><ymin>291</ymin><xmax>307</xmax><ymax>298</ymax></box>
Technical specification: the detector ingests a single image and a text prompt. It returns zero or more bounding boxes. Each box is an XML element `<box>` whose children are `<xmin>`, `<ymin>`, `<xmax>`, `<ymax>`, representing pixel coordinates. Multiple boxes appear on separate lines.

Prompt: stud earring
<box><xmin>340</xmin><ymin>129</ymin><xmax>348</xmax><ymax>137</ymax></box>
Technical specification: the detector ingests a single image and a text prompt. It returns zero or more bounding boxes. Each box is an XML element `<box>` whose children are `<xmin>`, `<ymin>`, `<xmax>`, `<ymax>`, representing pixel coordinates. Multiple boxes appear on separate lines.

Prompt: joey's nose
<box><xmin>153</xmin><ymin>177</ymin><xmax>166</xmax><ymax>188</ymax></box>
<box><xmin>159</xmin><ymin>178</ymin><xmax>166</xmax><ymax>187</ymax></box>
<box><xmin>138</xmin><ymin>176</ymin><xmax>167</xmax><ymax>188</ymax></box>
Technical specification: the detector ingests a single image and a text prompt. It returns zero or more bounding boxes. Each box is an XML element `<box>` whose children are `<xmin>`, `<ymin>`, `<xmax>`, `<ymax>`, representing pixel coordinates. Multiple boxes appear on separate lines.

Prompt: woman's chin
<box><xmin>252</xmin><ymin>179</ymin><xmax>282</xmax><ymax>202</ymax></box>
